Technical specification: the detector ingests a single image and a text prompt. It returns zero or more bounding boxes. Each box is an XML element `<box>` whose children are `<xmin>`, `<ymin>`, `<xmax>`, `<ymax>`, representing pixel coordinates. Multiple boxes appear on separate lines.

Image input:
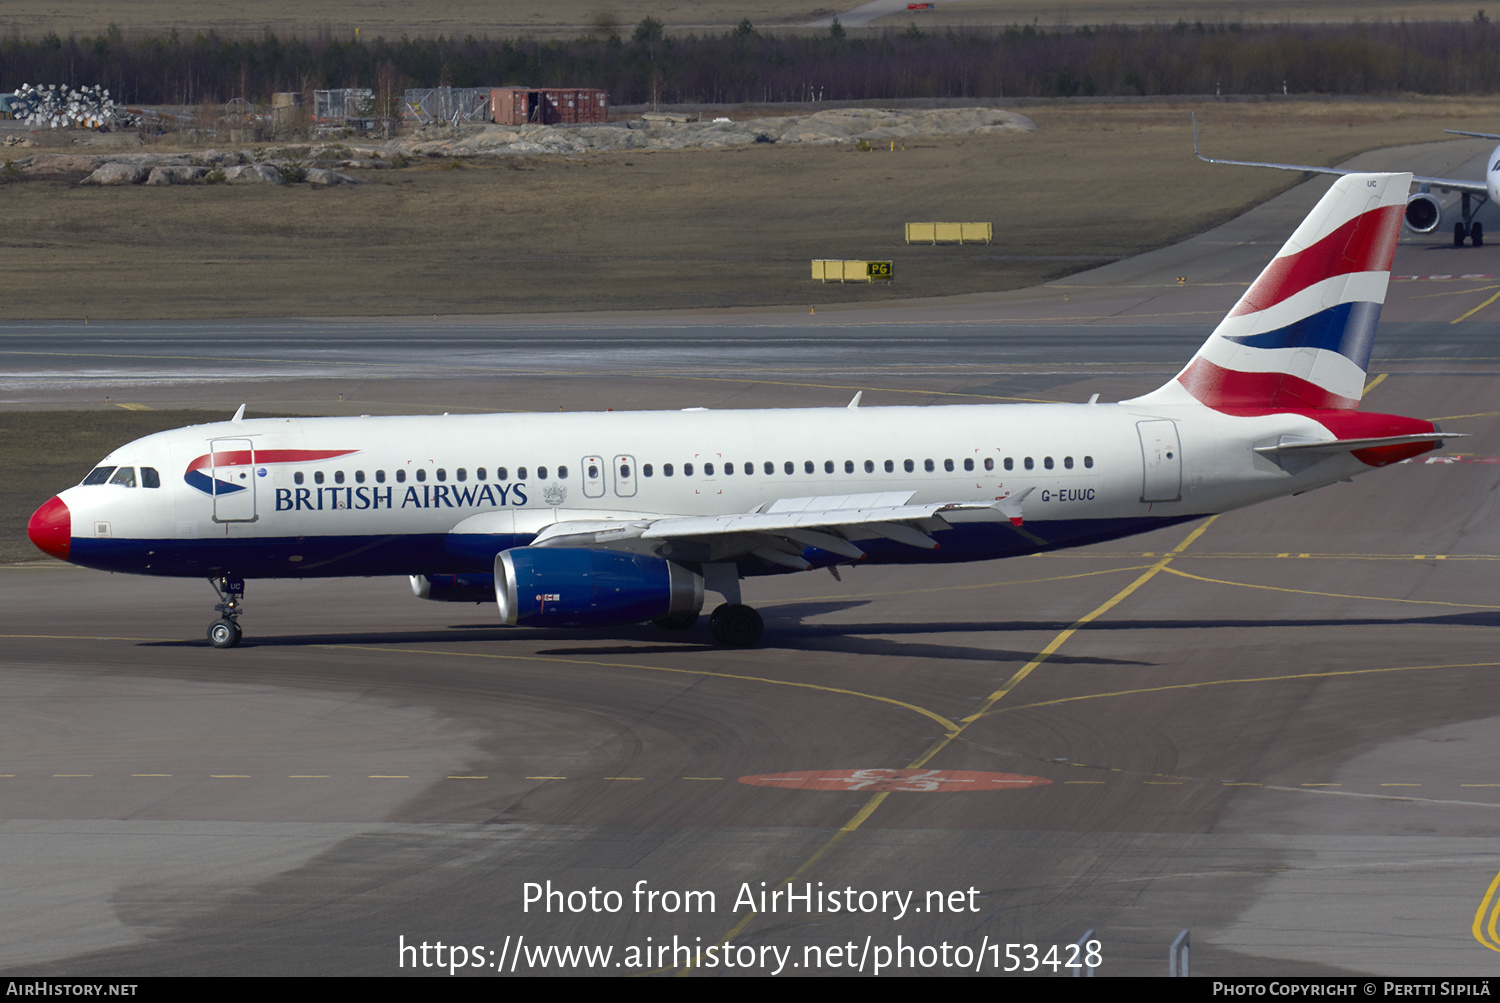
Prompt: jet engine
<box><xmin>496</xmin><ymin>547</ymin><xmax>703</xmax><ymax>627</ymax></box>
<box><xmin>1404</xmin><ymin>191</ymin><xmax>1442</xmax><ymax>234</ymax></box>
<box><xmin>410</xmin><ymin>573</ymin><xmax>495</xmax><ymax>603</ymax></box>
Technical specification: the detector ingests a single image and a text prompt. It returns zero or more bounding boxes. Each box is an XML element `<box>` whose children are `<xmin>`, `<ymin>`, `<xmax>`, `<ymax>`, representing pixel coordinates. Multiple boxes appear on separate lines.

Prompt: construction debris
<box><xmin>6</xmin><ymin>84</ymin><xmax>135</xmax><ymax>130</ymax></box>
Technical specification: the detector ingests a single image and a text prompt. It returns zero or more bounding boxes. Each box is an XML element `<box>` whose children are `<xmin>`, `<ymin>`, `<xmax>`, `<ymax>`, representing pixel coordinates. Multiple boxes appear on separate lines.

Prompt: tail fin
<box><xmin>1132</xmin><ymin>172</ymin><xmax>1410</xmax><ymax>411</ymax></box>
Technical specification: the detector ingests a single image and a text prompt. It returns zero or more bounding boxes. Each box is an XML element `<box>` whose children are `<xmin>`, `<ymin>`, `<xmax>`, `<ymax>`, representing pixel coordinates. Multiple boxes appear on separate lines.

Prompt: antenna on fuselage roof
<box><xmin>231</xmin><ymin>404</ymin><xmax>246</xmax><ymax>422</ymax></box>
<box><xmin>847</xmin><ymin>392</ymin><xmax>862</xmax><ymax>409</ymax></box>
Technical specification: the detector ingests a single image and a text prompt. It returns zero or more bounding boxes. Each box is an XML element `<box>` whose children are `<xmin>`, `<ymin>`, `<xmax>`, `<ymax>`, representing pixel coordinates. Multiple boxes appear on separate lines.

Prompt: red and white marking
<box><xmin>739</xmin><ymin>768</ymin><xmax>1051</xmax><ymax>792</ymax></box>
<box><xmin>1393</xmin><ymin>274</ymin><xmax>1495</xmax><ymax>281</ymax></box>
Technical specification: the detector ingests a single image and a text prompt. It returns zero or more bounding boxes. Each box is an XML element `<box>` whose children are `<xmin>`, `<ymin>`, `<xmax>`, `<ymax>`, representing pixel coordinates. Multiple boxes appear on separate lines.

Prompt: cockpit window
<box><xmin>141</xmin><ymin>467</ymin><xmax>161</xmax><ymax>488</ymax></box>
<box><xmin>82</xmin><ymin>466</ymin><xmax>116</xmax><ymax>486</ymax></box>
<box><xmin>108</xmin><ymin>466</ymin><xmax>137</xmax><ymax>487</ymax></box>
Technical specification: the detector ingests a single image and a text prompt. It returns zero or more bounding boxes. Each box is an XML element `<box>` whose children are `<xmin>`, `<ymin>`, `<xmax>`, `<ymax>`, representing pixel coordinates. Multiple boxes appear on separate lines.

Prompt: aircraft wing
<box><xmin>1194</xmin><ymin>115</ymin><xmax>1487</xmax><ymax>195</ymax></box>
<box><xmin>528</xmin><ymin>489</ymin><xmax>1035</xmax><ymax>568</ymax></box>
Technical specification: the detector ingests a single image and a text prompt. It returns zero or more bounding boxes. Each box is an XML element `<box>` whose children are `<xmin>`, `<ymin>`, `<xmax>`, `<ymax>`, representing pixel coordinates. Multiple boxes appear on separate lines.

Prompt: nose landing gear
<box><xmin>208</xmin><ymin>575</ymin><xmax>245</xmax><ymax>648</ymax></box>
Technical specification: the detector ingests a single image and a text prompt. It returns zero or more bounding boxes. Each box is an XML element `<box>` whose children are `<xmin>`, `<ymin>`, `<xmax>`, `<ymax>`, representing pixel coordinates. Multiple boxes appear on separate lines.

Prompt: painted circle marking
<box><xmin>738</xmin><ymin>768</ymin><xmax>1051</xmax><ymax>792</ymax></box>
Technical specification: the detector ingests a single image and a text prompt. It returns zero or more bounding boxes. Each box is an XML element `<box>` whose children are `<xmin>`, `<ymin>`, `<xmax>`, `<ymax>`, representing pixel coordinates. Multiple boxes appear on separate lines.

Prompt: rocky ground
<box><xmin>400</xmin><ymin>106</ymin><xmax>1036</xmax><ymax>156</ymax></box>
<box><xmin>1</xmin><ymin>106</ymin><xmax>1035</xmax><ymax>185</ymax></box>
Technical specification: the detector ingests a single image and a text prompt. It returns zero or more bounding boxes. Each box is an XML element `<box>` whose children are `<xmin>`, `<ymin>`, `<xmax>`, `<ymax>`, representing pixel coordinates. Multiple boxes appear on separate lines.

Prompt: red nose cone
<box><xmin>27</xmin><ymin>496</ymin><xmax>70</xmax><ymax>561</ymax></box>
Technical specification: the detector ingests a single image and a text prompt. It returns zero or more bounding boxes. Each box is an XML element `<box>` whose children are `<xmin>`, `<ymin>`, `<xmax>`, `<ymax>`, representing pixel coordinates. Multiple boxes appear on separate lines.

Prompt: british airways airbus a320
<box><xmin>27</xmin><ymin>173</ymin><xmax>1454</xmax><ymax>648</ymax></box>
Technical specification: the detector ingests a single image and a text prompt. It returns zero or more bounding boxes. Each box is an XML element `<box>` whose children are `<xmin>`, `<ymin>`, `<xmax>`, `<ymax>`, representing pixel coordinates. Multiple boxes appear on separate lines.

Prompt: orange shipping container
<box><xmin>489</xmin><ymin>87</ymin><xmax>608</xmax><ymax>125</ymax></box>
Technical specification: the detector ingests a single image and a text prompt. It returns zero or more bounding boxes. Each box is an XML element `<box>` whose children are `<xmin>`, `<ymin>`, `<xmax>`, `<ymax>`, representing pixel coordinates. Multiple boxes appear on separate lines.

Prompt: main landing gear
<box><xmin>1451</xmin><ymin>191</ymin><xmax>1487</xmax><ymax>247</ymax></box>
<box><xmin>708</xmin><ymin>603</ymin><xmax>763</xmax><ymax>647</ymax></box>
<box><xmin>1455</xmin><ymin>221</ymin><xmax>1485</xmax><ymax>247</ymax></box>
<box><xmin>207</xmin><ymin>575</ymin><xmax>245</xmax><ymax>648</ymax></box>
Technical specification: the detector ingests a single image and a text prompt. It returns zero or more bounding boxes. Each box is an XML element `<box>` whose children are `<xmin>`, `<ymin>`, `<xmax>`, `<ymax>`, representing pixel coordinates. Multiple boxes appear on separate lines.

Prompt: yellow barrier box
<box><xmin>905</xmin><ymin>222</ymin><xmax>992</xmax><ymax>244</ymax></box>
<box><xmin>811</xmin><ymin>260</ymin><xmax>894</xmax><ymax>282</ymax></box>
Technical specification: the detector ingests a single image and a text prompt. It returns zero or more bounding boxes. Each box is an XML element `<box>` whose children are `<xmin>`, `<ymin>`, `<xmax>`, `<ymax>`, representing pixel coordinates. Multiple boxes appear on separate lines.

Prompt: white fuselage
<box><xmin>49</xmin><ymin>401</ymin><xmax>1392</xmax><ymax>581</ymax></box>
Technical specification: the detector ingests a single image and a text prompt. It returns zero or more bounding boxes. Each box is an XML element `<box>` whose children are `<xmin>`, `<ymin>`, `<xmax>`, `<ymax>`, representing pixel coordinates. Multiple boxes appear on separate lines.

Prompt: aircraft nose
<box><xmin>27</xmin><ymin>496</ymin><xmax>71</xmax><ymax>561</ymax></box>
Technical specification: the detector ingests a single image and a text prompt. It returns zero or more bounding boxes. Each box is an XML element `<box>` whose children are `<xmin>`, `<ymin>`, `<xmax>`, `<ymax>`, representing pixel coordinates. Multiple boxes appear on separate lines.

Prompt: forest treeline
<box><xmin>2</xmin><ymin>17</ymin><xmax>1497</xmax><ymax>108</ymax></box>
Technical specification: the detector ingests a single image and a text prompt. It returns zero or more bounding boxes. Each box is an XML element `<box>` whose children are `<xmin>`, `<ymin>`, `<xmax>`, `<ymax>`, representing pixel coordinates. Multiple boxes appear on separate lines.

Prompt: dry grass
<box><xmin>0</xmin><ymin>1</ymin><xmax>1483</xmax><ymax>37</ymax></box>
<box><xmin>3</xmin><ymin>96</ymin><xmax>1498</xmax><ymax>320</ymax></box>
<box><xmin>0</xmin><ymin>2</ymin><xmax>834</xmax><ymax>38</ymax></box>
<box><xmin>862</xmin><ymin>1</ymin><xmax>1492</xmax><ymax>29</ymax></box>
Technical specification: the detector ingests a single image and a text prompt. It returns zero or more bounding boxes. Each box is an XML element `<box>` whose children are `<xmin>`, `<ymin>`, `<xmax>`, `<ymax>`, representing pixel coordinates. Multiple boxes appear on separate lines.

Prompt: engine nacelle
<box><xmin>496</xmin><ymin>547</ymin><xmax>703</xmax><ymax>627</ymax></box>
<box><xmin>1404</xmin><ymin>192</ymin><xmax>1442</xmax><ymax>234</ymax></box>
<box><xmin>410</xmin><ymin>573</ymin><xmax>495</xmax><ymax>603</ymax></box>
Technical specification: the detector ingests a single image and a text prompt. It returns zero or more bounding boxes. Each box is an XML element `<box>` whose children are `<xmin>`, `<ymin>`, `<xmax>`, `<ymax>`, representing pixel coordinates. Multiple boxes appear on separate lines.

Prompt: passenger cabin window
<box><xmin>518</xmin><ymin>467</ymin><xmax>528</xmax><ymax>480</ymax></box>
<box><xmin>664</xmin><ymin>463</ymin><xmax>674</xmax><ymax>477</ymax></box>
<box><xmin>1044</xmin><ymin>457</ymin><xmax>1054</xmax><ymax>470</ymax></box>
<box><xmin>764</xmin><ymin>461</ymin><xmax>774</xmax><ymax>475</ymax></box>
<box><xmin>396</xmin><ymin>470</ymin><xmax>407</xmax><ymax>483</ymax></box>
<box><xmin>82</xmin><ymin>466</ymin><xmax>116</xmax><ymax>486</ymax></box>
<box><xmin>456</xmin><ymin>468</ymin><xmax>467</xmax><ymax>482</ymax></box>
<box><xmin>376</xmin><ymin>470</ymin><xmax>386</xmax><ymax>483</ymax></box>
<box><xmin>355</xmin><ymin>470</ymin><xmax>366</xmax><ymax>483</ymax></box>
<box><xmin>1084</xmin><ymin>456</ymin><xmax>1094</xmax><ymax>468</ymax></box>
<box><xmin>804</xmin><ymin>460</ymin><xmax>814</xmax><ymax>474</ymax></box>
<box><xmin>539</xmin><ymin>466</ymin><xmax>549</xmax><ymax>480</ymax></box>
<box><xmin>684</xmin><ymin>463</ymin><xmax>694</xmax><ymax>476</ymax></box>
<box><xmin>314</xmin><ymin>471</ymin><xmax>325</xmax><ymax>484</ymax></box>
<box><xmin>294</xmin><ymin>472</ymin><xmax>305</xmax><ymax>485</ymax></box>
<box><xmin>1064</xmin><ymin>457</ymin><xmax>1074</xmax><ymax>470</ymax></box>
<box><xmin>558</xmin><ymin>465</ymin><xmax>569</xmax><ymax>479</ymax></box>
<box><xmin>435</xmin><ymin>468</ymin><xmax>446</xmax><ymax>482</ymax></box>
<box><xmin>643</xmin><ymin>464</ymin><xmax>654</xmax><ymax>477</ymax></box>
<box><xmin>705</xmin><ymin>462</ymin><xmax>715</xmax><ymax>476</ymax></box>
<box><xmin>415</xmin><ymin>469</ymin><xmax>426</xmax><ymax>482</ymax></box>
<box><xmin>496</xmin><ymin>467</ymin><xmax>508</xmax><ymax>480</ymax></box>
<box><xmin>335</xmin><ymin>470</ymin><xmax>345</xmax><ymax>484</ymax></box>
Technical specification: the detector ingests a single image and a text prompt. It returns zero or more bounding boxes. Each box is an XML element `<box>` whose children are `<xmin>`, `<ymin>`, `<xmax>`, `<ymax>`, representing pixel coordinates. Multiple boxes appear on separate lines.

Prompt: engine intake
<box><xmin>1404</xmin><ymin>192</ymin><xmax>1442</xmax><ymax>234</ymax></box>
<box><xmin>496</xmin><ymin>547</ymin><xmax>703</xmax><ymax>627</ymax></box>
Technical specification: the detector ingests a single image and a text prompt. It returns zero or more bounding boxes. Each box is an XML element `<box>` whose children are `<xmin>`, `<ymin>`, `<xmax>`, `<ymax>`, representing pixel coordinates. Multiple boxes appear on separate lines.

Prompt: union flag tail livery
<box><xmin>1136</xmin><ymin>172</ymin><xmax>1408</xmax><ymax>412</ymax></box>
<box><xmin>26</xmin><ymin>173</ymin><xmax>1454</xmax><ymax>648</ymax></box>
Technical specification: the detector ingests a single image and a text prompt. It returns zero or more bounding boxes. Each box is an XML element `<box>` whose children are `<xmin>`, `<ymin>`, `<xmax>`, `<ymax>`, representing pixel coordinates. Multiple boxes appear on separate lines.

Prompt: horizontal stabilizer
<box><xmin>1253</xmin><ymin>432</ymin><xmax>1462</xmax><ymax>456</ymax></box>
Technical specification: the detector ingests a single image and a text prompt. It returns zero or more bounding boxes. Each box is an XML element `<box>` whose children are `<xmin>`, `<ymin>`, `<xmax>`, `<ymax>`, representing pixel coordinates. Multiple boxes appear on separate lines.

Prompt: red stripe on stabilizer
<box><xmin>1312</xmin><ymin>410</ymin><xmax>1442</xmax><ymax>467</ymax></box>
<box><xmin>186</xmin><ymin>448</ymin><xmax>356</xmax><ymax>472</ymax></box>
<box><xmin>1228</xmin><ymin>203</ymin><xmax>1403</xmax><ymax>318</ymax></box>
<box><xmin>1211</xmin><ymin>407</ymin><xmax>1441</xmax><ymax>467</ymax></box>
<box><xmin>1177</xmin><ymin>358</ymin><xmax>1359</xmax><ymax>410</ymax></box>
